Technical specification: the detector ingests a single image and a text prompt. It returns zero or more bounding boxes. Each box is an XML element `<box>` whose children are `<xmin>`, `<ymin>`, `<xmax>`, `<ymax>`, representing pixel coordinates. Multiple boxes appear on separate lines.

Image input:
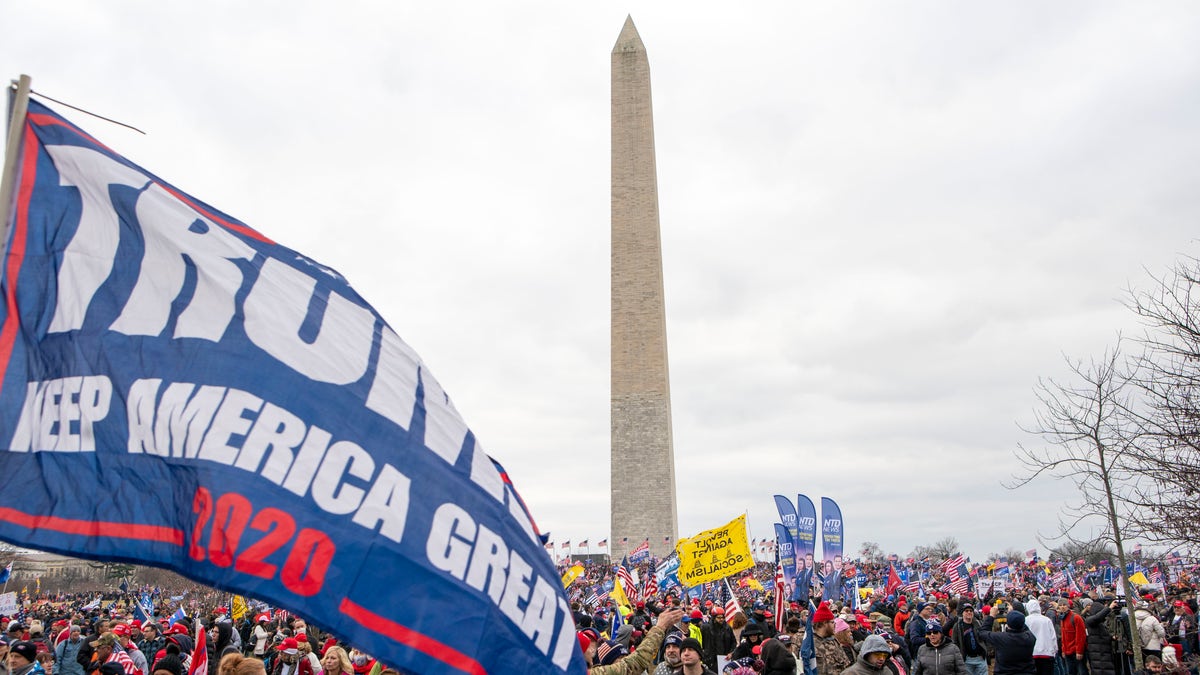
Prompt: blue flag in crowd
<box><xmin>0</xmin><ymin>100</ymin><xmax>584</xmax><ymax>675</ymax></box>
<box><xmin>799</xmin><ymin>599</ymin><xmax>817</xmax><ymax>675</ymax></box>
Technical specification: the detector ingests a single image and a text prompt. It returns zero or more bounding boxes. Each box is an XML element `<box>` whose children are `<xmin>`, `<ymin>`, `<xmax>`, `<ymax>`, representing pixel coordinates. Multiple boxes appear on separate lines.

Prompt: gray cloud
<box><xmin>5</xmin><ymin>2</ymin><xmax>1199</xmax><ymax>560</ymax></box>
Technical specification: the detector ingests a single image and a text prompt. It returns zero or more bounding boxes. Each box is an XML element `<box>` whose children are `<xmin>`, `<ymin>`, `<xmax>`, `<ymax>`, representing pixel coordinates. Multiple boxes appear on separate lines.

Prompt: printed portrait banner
<box><xmin>793</xmin><ymin>493</ymin><xmax>817</xmax><ymax>603</ymax></box>
<box><xmin>0</xmin><ymin>100</ymin><xmax>585</xmax><ymax>675</ymax></box>
<box><xmin>772</xmin><ymin>495</ymin><xmax>798</xmax><ymax>588</ymax></box>
<box><xmin>795</xmin><ymin>494</ymin><xmax>817</xmax><ymax>569</ymax></box>
<box><xmin>774</xmin><ymin>523</ymin><xmax>796</xmax><ymax>589</ymax></box>
<box><xmin>674</xmin><ymin>514</ymin><xmax>754</xmax><ymax>586</ymax></box>
<box><xmin>819</xmin><ymin>497</ymin><xmax>844</xmax><ymax>601</ymax></box>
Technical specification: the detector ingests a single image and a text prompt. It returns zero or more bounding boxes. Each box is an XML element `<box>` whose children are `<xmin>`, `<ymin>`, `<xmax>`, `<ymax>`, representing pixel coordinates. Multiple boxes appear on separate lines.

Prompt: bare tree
<box><xmin>1125</xmin><ymin>258</ymin><xmax>1200</xmax><ymax>551</ymax></box>
<box><xmin>859</xmin><ymin>541</ymin><xmax>886</xmax><ymax>564</ymax></box>
<box><xmin>1043</xmin><ymin>536</ymin><xmax>1115</xmax><ymax>567</ymax></box>
<box><xmin>1013</xmin><ymin>345</ymin><xmax>1145</xmax><ymax>669</ymax></box>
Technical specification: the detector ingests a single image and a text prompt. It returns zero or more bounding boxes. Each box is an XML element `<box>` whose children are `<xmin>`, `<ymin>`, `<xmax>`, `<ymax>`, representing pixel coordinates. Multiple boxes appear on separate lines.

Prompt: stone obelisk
<box><xmin>611</xmin><ymin>15</ymin><xmax>678</xmax><ymax>560</ymax></box>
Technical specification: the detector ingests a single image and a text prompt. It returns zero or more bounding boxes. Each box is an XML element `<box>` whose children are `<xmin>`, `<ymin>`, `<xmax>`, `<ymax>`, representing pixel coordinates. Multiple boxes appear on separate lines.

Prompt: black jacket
<box><xmin>977</xmin><ymin>616</ymin><xmax>1035</xmax><ymax>675</ymax></box>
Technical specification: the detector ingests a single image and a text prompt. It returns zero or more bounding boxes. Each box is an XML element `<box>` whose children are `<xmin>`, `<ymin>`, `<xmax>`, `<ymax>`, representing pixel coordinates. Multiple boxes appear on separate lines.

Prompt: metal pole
<box><xmin>0</xmin><ymin>74</ymin><xmax>32</xmax><ymax>254</ymax></box>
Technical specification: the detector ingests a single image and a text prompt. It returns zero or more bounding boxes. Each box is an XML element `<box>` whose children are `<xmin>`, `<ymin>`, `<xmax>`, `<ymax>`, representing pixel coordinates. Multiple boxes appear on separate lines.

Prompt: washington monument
<box><xmin>610</xmin><ymin>16</ymin><xmax>679</xmax><ymax>560</ymax></box>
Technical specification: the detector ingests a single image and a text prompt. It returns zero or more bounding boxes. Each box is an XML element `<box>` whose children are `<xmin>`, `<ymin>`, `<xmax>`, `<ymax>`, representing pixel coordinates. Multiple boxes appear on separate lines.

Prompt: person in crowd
<box><xmin>1085</xmin><ymin>599</ymin><xmax>1119</xmax><ymax>675</ymax></box>
<box><xmin>55</xmin><ymin>627</ymin><xmax>85</xmax><ymax>675</ymax></box>
<box><xmin>1023</xmin><ymin>600</ymin><xmax>1057</xmax><ymax>675</ymax></box>
<box><xmin>652</xmin><ymin>632</ymin><xmax>683</xmax><ymax>675</ymax></box>
<box><xmin>218</xmin><ymin>655</ymin><xmax>266</xmax><ymax>675</ymax></box>
<box><xmin>761</xmin><ymin>637</ymin><xmax>798</xmax><ymax>675</ymax></box>
<box><xmin>844</xmin><ymin>635</ymin><xmax>895</xmax><ymax>675</ymax></box>
<box><xmin>729</xmin><ymin>623</ymin><xmax>764</xmax><ymax>662</ymax></box>
<box><xmin>317</xmin><ymin>647</ymin><xmax>350</xmax><ymax>675</ymax></box>
<box><xmin>700</xmin><ymin>608</ymin><xmax>734</xmax><ymax>673</ymax></box>
<box><xmin>1058</xmin><ymin>599</ymin><xmax>1087</xmax><ymax>675</ymax></box>
<box><xmin>8</xmin><ymin>641</ymin><xmax>43</xmax><ymax>675</ymax></box>
<box><xmin>590</xmin><ymin>607</ymin><xmax>683</xmax><ymax>675</ymax></box>
<box><xmin>978</xmin><ymin>611</ymin><xmax>1035</xmax><ymax>675</ymax></box>
<box><xmin>1135</xmin><ymin>601</ymin><xmax>1167</xmax><ymax>661</ymax></box>
<box><xmin>676</xmin><ymin>637</ymin><xmax>715</xmax><ymax>675</ymax></box>
<box><xmin>949</xmin><ymin>604</ymin><xmax>986</xmax><ymax>675</ymax></box>
<box><xmin>813</xmin><ymin>602</ymin><xmax>852</xmax><ymax>675</ymax></box>
<box><xmin>911</xmin><ymin>622</ymin><xmax>966</xmax><ymax>675</ymax></box>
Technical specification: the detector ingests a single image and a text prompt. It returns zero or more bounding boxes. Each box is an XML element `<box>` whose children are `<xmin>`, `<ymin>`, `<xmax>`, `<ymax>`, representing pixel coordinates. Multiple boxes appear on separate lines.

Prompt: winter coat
<box><xmin>1024</xmin><ymin>601</ymin><xmax>1058</xmax><ymax>658</ymax></box>
<box><xmin>1060</xmin><ymin>610</ymin><xmax>1086</xmax><ymax>658</ymax></box>
<box><xmin>590</xmin><ymin>624</ymin><xmax>668</xmax><ymax>675</ymax></box>
<box><xmin>762</xmin><ymin>638</ymin><xmax>799</xmax><ymax>675</ymax></box>
<box><xmin>815</xmin><ymin>632</ymin><xmax>853</xmax><ymax>675</ymax></box>
<box><xmin>701</xmin><ymin>619</ymin><xmax>736</xmax><ymax>671</ymax></box>
<box><xmin>977</xmin><ymin>615</ymin><xmax>1036</xmax><ymax>675</ymax></box>
<box><xmin>1083</xmin><ymin>604</ymin><xmax>1117</xmax><ymax>675</ymax></box>
<box><xmin>55</xmin><ymin>637</ymin><xmax>86</xmax><ymax>675</ymax></box>
<box><xmin>911</xmin><ymin>640</ymin><xmax>967</xmax><ymax>675</ymax></box>
<box><xmin>949</xmin><ymin>618</ymin><xmax>986</xmax><ymax>660</ymax></box>
<box><xmin>1135</xmin><ymin>609</ymin><xmax>1166</xmax><ymax>651</ymax></box>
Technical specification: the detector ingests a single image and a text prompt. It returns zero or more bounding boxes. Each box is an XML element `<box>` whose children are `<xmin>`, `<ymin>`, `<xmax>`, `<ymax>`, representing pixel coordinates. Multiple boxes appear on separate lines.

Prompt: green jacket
<box><xmin>591</xmin><ymin>625</ymin><xmax>666</xmax><ymax>675</ymax></box>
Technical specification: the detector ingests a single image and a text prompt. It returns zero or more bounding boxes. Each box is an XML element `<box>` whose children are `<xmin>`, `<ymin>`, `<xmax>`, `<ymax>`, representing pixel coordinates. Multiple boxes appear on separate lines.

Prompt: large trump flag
<box><xmin>0</xmin><ymin>98</ymin><xmax>585</xmax><ymax>675</ymax></box>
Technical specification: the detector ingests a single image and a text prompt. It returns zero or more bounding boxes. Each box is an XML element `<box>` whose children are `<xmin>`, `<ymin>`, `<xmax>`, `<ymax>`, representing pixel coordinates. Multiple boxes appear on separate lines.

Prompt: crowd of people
<box><xmin>567</xmin><ymin>583</ymin><xmax>1200</xmax><ymax>675</ymax></box>
<box><xmin>0</xmin><ymin>587</ymin><xmax>393</xmax><ymax>675</ymax></box>
<box><xmin>3</xmin><ymin>552</ymin><xmax>1197</xmax><ymax>675</ymax></box>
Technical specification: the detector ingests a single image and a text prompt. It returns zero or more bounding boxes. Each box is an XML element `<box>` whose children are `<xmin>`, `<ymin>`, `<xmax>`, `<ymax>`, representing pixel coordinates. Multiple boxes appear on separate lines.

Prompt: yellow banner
<box><xmin>561</xmin><ymin>563</ymin><xmax>585</xmax><ymax>589</ymax></box>
<box><xmin>1129</xmin><ymin>571</ymin><xmax>1150</xmax><ymax>586</ymax></box>
<box><xmin>611</xmin><ymin>577</ymin><xmax>632</xmax><ymax>610</ymax></box>
<box><xmin>675</xmin><ymin>514</ymin><xmax>754</xmax><ymax>586</ymax></box>
<box><xmin>231</xmin><ymin>595</ymin><xmax>249</xmax><ymax>621</ymax></box>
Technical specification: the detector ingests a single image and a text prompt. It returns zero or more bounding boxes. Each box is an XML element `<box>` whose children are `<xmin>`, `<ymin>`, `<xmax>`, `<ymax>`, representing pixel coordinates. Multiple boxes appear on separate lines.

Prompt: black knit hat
<box><xmin>152</xmin><ymin>654</ymin><xmax>184</xmax><ymax>675</ymax></box>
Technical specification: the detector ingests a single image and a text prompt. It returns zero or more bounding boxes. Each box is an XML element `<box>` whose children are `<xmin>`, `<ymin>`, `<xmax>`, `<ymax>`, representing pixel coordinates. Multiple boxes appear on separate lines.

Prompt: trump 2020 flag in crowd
<box><xmin>0</xmin><ymin>99</ymin><xmax>585</xmax><ymax>675</ymax></box>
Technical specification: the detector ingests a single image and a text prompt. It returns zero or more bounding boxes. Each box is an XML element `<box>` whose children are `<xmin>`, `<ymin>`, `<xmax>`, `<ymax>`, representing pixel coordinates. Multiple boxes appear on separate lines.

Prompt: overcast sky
<box><xmin>5</xmin><ymin>2</ymin><xmax>1200</xmax><ymax>562</ymax></box>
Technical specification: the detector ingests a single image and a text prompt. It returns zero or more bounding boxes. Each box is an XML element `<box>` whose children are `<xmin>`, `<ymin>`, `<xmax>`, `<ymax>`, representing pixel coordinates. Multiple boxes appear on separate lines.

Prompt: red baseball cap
<box><xmin>112</xmin><ymin>625</ymin><xmax>131</xmax><ymax>637</ymax></box>
<box><xmin>277</xmin><ymin>638</ymin><xmax>299</xmax><ymax>653</ymax></box>
<box><xmin>690</xmin><ymin>609</ymin><xmax>703</xmax><ymax>620</ymax></box>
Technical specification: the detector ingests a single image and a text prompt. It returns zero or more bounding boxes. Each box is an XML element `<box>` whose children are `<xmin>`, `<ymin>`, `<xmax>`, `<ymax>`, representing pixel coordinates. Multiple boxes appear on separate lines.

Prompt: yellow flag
<box><xmin>561</xmin><ymin>563</ymin><xmax>585</xmax><ymax>589</ymax></box>
<box><xmin>1129</xmin><ymin>571</ymin><xmax>1150</xmax><ymax>586</ymax></box>
<box><xmin>231</xmin><ymin>595</ymin><xmax>249</xmax><ymax>621</ymax></box>
<box><xmin>611</xmin><ymin>577</ymin><xmax>632</xmax><ymax>610</ymax></box>
<box><xmin>675</xmin><ymin>514</ymin><xmax>755</xmax><ymax>586</ymax></box>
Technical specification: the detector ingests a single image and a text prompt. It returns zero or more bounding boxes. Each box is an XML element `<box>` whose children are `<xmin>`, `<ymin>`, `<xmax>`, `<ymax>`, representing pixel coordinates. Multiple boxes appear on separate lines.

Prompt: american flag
<box><xmin>586</xmin><ymin>587</ymin><xmax>601</xmax><ymax>607</ymax></box>
<box><xmin>1025</xmin><ymin>548</ymin><xmax>1038</xmax><ymax>561</ymax></box>
<box><xmin>903</xmin><ymin>580</ymin><xmax>922</xmax><ymax>595</ymax></box>
<box><xmin>947</xmin><ymin>577</ymin><xmax>970</xmax><ymax>594</ymax></box>
<box><xmin>643</xmin><ymin>567</ymin><xmax>659</xmax><ymax>601</ymax></box>
<box><xmin>774</xmin><ymin>562</ymin><xmax>786</xmax><ymax>633</ymax></box>
<box><xmin>723</xmin><ymin>577</ymin><xmax>745</xmax><ymax>619</ymax></box>
<box><xmin>561</xmin><ymin>540</ymin><xmax>570</xmax><ymax>549</ymax></box>
<box><xmin>629</xmin><ymin>539</ymin><xmax>651</xmax><ymax>563</ymax></box>
<box><xmin>1150</xmin><ymin>566</ymin><xmax>1164</xmax><ymax>584</ymax></box>
<box><xmin>941</xmin><ymin>553</ymin><xmax>966</xmax><ymax>575</ymax></box>
<box><xmin>579</xmin><ymin>539</ymin><xmax>589</xmax><ymax>549</ymax></box>
<box><xmin>617</xmin><ymin>556</ymin><xmax>637</xmax><ymax>600</ymax></box>
<box><xmin>105</xmin><ymin>646</ymin><xmax>140</xmax><ymax>675</ymax></box>
<box><xmin>598</xmin><ymin>539</ymin><xmax>608</xmax><ymax>549</ymax></box>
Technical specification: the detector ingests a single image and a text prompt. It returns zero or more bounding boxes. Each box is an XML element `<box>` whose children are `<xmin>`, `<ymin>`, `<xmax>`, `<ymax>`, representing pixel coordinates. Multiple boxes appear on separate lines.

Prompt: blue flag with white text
<box><xmin>0</xmin><ymin>100</ymin><xmax>583</xmax><ymax>675</ymax></box>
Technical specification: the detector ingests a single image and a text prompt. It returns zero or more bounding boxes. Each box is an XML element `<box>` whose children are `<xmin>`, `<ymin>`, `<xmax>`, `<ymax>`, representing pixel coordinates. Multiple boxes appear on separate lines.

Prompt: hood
<box><xmin>859</xmin><ymin>634</ymin><xmax>891</xmax><ymax>664</ymax></box>
<box><xmin>1025</xmin><ymin>600</ymin><xmax>1042</xmax><ymax>615</ymax></box>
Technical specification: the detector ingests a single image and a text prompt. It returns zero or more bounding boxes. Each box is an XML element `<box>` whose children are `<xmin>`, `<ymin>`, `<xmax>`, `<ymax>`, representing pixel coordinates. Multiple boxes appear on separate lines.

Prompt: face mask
<box><xmin>350</xmin><ymin>655</ymin><xmax>369</xmax><ymax>666</ymax></box>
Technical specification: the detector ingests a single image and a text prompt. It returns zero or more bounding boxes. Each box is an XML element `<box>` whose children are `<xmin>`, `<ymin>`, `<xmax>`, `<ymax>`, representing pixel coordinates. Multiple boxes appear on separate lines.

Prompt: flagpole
<box><xmin>0</xmin><ymin>75</ymin><xmax>32</xmax><ymax>251</ymax></box>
